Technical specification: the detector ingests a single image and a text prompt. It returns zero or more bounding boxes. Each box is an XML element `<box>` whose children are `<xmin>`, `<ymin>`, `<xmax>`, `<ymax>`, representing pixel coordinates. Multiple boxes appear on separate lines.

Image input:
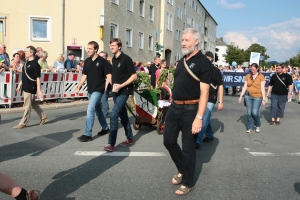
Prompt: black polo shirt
<box><xmin>83</xmin><ymin>55</ymin><xmax>112</xmax><ymax>94</ymax></box>
<box><xmin>269</xmin><ymin>73</ymin><xmax>293</xmax><ymax>95</ymax></box>
<box><xmin>112</xmin><ymin>52</ymin><xmax>136</xmax><ymax>95</ymax></box>
<box><xmin>149</xmin><ymin>63</ymin><xmax>159</xmax><ymax>87</ymax></box>
<box><xmin>209</xmin><ymin>65</ymin><xmax>223</xmax><ymax>104</ymax></box>
<box><xmin>22</xmin><ymin>59</ymin><xmax>41</xmax><ymax>94</ymax></box>
<box><xmin>172</xmin><ymin>51</ymin><xmax>212</xmax><ymax>100</ymax></box>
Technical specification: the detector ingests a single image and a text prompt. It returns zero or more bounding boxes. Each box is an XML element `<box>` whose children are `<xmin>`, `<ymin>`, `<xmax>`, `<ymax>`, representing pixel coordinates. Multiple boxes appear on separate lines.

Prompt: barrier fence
<box><xmin>0</xmin><ymin>71</ymin><xmax>88</xmax><ymax>107</ymax></box>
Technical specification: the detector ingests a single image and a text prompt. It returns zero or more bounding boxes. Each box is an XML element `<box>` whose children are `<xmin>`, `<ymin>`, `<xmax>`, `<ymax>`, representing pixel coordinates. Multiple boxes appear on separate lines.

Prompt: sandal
<box><xmin>175</xmin><ymin>185</ymin><xmax>193</xmax><ymax>196</ymax></box>
<box><xmin>172</xmin><ymin>173</ymin><xmax>182</xmax><ymax>185</ymax></box>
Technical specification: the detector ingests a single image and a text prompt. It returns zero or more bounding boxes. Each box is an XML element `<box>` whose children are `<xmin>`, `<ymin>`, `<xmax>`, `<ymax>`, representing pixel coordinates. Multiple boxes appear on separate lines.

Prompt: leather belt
<box><xmin>173</xmin><ymin>99</ymin><xmax>199</xmax><ymax>105</ymax></box>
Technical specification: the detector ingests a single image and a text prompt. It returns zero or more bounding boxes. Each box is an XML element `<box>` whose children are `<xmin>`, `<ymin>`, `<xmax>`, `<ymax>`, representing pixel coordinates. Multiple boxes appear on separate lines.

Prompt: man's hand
<box><xmin>16</xmin><ymin>86</ymin><xmax>21</xmax><ymax>93</ymax></box>
<box><xmin>75</xmin><ymin>88</ymin><xmax>79</xmax><ymax>96</ymax></box>
<box><xmin>238</xmin><ymin>97</ymin><xmax>242</xmax><ymax>103</ymax></box>
<box><xmin>37</xmin><ymin>90</ymin><xmax>44</xmax><ymax>99</ymax></box>
<box><xmin>113</xmin><ymin>84</ymin><xmax>123</xmax><ymax>92</ymax></box>
<box><xmin>218</xmin><ymin>103</ymin><xmax>223</xmax><ymax>111</ymax></box>
<box><xmin>262</xmin><ymin>101</ymin><xmax>266</xmax><ymax>106</ymax></box>
<box><xmin>191</xmin><ymin>118</ymin><xmax>202</xmax><ymax>134</ymax></box>
<box><xmin>288</xmin><ymin>93</ymin><xmax>292</xmax><ymax>99</ymax></box>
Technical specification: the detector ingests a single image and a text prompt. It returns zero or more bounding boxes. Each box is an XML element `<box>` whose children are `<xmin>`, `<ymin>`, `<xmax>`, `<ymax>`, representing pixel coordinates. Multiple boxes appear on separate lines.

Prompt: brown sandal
<box><xmin>172</xmin><ymin>173</ymin><xmax>182</xmax><ymax>185</ymax></box>
<box><xmin>175</xmin><ymin>185</ymin><xmax>193</xmax><ymax>196</ymax></box>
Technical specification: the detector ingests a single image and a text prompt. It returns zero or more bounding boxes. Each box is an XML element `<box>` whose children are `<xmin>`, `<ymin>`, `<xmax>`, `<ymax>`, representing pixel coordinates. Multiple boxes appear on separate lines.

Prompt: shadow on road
<box><xmin>211</xmin><ymin>118</ymin><xmax>225</xmax><ymax>133</ymax></box>
<box><xmin>0</xmin><ymin>129</ymin><xmax>78</xmax><ymax>163</ymax></box>
<box><xmin>294</xmin><ymin>182</ymin><xmax>300</xmax><ymax>194</ymax></box>
<box><xmin>260</xmin><ymin>105</ymin><xmax>271</xmax><ymax>122</ymax></box>
<box><xmin>194</xmin><ymin>138</ymin><xmax>219</xmax><ymax>184</ymax></box>
<box><xmin>40</xmin><ymin>127</ymin><xmax>149</xmax><ymax>200</ymax></box>
<box><xmin>0</xmin><ymin>117</ymin><xmax>20</xmax><ymax>125</ymax></box>
<box><xmin>237</xmin><ymin>115</ymin><xmax>247</xmax><ymax>129</ymax></box>
<box><xmin>46</xmin><ymin>111</ymin><xmax>87</xmax><ymax>124</ymax></box>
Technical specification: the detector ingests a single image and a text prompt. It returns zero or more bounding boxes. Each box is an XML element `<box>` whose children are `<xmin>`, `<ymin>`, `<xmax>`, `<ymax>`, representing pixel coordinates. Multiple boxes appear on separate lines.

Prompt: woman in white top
<box><xmin>53</xmin><ymin>54</ymin><xmax>65</xmax><ymax>72</ymax></box>
<box><xmin>77</xmin><ymin>60</ymin><xmax>84</xmax><ymax>72</ymax></box>
<box><xmin>10</xmin><ymin>53</ymin><xmax>23</xmax><ymax>73</ymax></box>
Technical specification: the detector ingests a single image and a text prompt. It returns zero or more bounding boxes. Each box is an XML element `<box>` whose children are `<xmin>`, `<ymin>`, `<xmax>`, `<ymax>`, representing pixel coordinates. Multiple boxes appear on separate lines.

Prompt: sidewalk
<box><xmin>0</xmin><ymin>96</ymin><xmax>113</xmax><ymax>114</ymax></box>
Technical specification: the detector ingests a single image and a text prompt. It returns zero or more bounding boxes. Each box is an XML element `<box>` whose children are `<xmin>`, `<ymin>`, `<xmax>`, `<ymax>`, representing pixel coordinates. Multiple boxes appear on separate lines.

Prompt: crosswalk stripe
<box><xmin>74</xmin><ymin>151</ymin><xmax>166</xmax><ymax>157</ymax></box>
<box><xmin>249</xmin><ymin>152</ymin><xmax>300</xmax><ymax>156</ymax></box>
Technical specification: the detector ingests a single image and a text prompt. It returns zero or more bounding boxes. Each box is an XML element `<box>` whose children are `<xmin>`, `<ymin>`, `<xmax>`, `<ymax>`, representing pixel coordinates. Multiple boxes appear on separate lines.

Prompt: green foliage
<box><xmin>287</xmin><ymin>50</ymin><xmax>300</xmax><ymax>66</ymax></box>
<box><xmin>244</xmin><ymin>43</ymin><xmax>270</xmax><ymax>65</ymax></box>
<box><xmin>133</xmin><ymin>72</ymin><xmax>152</xmax><ymax>91</ymax></box>
<box><xmin>224</xmin><ymin>44</ymin><xmax>245</xmax><ymax>65</ymax></box>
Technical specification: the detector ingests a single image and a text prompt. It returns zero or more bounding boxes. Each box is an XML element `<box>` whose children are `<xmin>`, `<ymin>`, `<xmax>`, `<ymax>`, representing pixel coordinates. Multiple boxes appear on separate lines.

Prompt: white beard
<box><xmin>181</xmin><ymin>45</ymin><xmax>195</xmax><ymax>56</ymax></box>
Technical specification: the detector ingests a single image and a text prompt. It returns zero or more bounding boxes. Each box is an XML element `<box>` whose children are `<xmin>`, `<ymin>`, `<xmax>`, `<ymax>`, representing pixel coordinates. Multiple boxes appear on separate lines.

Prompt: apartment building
<box><xmin>0</xmin><ymin>0</ymin><xmax>216</xmax><ymax>66</ymax></box>
<box><xmin>216</xmin><ymin>37</ymin><xmax>229</xmax><ymax>66</ymax></box>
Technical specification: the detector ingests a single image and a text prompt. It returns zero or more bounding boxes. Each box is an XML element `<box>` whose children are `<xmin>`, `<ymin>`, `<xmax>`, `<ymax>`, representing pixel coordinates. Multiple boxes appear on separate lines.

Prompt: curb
<box><xmin>0</xmin><ymin>97</ymin><xmax>113</xmax><ymax>114</ymax></box>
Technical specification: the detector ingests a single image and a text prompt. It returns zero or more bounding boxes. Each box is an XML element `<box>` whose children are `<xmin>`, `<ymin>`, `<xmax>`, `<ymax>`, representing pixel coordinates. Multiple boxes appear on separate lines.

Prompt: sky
<box><xmin>200</xmin><ymin>0</ymin><xmax>300</xmax><ymax>62</ymax></box>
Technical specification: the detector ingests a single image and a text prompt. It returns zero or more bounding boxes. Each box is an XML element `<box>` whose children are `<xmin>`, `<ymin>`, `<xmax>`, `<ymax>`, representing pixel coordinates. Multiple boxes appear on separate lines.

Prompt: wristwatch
<box><xmin>196</xmin><ymin>115</ymin><xmax>203</xmax><ymax>120</ymax></box>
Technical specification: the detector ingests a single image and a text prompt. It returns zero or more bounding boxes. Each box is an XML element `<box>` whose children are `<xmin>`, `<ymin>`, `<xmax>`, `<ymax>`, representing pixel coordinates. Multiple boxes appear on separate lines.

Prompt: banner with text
<box><xmin>223</xmin><ymin>72</ymin><xmax>273</xmax><ymax>87</ymax></box>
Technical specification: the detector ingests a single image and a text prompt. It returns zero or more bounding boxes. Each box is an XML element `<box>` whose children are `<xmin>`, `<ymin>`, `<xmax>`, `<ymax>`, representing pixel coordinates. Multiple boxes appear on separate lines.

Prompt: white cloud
<box><xmin>222</xmin><ymin>18</ymin><xmax>300</xmax><ymax>62</ymax></box>
<box><xmin>217</xmin><ymin>0</ymin><xmax>245</xmax><ymax>9</ymax></box>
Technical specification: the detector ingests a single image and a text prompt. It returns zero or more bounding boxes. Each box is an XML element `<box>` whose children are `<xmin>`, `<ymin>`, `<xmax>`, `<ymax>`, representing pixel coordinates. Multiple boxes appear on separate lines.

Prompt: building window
<box><xmin>29</xmin><ymin>16</ymin><xmax>51</xmax><ymax>42</ymax></box>
<box><xmin>0</xmin><ymin>21</ymin><xmax>4</xmax><ymax>43</ymax></box>
<box><xmin>125</xmin><ymin>28</ymin><xmax>132</xmax><ymax>47</ymax></box>
<box><xmin>183</xmin><ymin>22</ymin><xmax>186</xmax><ymax>30</ymax></box>
<box><xmin>111</xmin><ymin>0</ymin><xmax>119</xmax><ymax>5</ymax></box>
<box><xmin>177</xmin><ymin>6</ymin><xmax>182</xmax><ymax>19</ymax></box>
<box><xmin>149</xmin><ymin>5</ymin><xmax>154</xmax><ymax>21</ymax></box>
<box><xmin>138</xmin><ymin>32</ymin><xmax>144</xmax><ymax>49</ymax></box>
<box><xmin>176</xmin><ymin>29</ymin><xmax>181</xmax><ymax>41</ymax></box>
<box><xmin>166</xmin><ymin>12</ymin><xmax>172</xmax><ymax>31</ymax></box>
<box><xmin>139</xmin><ymin>0</ymin><xmax>145</xmax><ymax>17</ymax></box>
<box><xmin>167</xmin><ymin>0</ymin><xmax>173</xmax><ymax>5</ymax></box>
<box><xmin>175</xmin><ymin>51</ymin><xmax>180</xmax><ymax>62</ymax></box>
<box><xmin>110</xmin><ymin>23</ymin><xmax>118</xmax><ymax>41</ymax></box>
<box><xmin>187</xmin><ymin>15</ymin><xmax>191</xmax><ymax>25</ymax></box>
<box><xmin>148</xmin><ymin>35</ymin><xmax>153</xmax><ymax>50</ymax></box>
<box><xmin>197</xmin><ymin>6</ymin><xmax>200</xmax><ymax>14</ymax></box>
<box><xmin>126</xmin><ymin>0</ymin><xmax>133</xmax><ymax>11</ymax></box>
<box><xmin>184</xmin><ymin>3</ymin><xmax>186</xmax><ymax>15</ymax></box>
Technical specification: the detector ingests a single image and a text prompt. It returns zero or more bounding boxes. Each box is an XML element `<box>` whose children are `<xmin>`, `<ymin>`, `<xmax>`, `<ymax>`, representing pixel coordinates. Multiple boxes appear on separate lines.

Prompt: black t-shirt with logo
<box><xmin>112</xmin><ymin>52</ymin><xmax>136</xmax><ymax>95</ymax></box>
<box><xmin>149</xmin><ymin>64</ymin><xmax>159</xmax><ymax>87</ymax></box>
<box><xmin>83</xmin><ymin>56</ymin><xmax>112</xmax><ymax>94</ymax></box>
<box><xmin>22</xmin><ymin>59</ymin><xmax>41</xmax><ymax>94</ymax></box>
<box><xmin>209</xmin><ymin>65</ymin><xmax>223</xmax><ymax>104</ymax></box>
<box><xmin>172</xmin><ymin>51</ymin><xmax>212</xmax><ymax>100</ymax></box>
<box><xmin>269</xmin><ymin>73</ymin><xmax>293</xmax><ymax>95</ymax></box>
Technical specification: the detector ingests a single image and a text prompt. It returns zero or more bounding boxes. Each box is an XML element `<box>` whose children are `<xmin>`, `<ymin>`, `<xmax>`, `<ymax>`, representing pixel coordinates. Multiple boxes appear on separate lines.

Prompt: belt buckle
<box><xmin>182</xmin><ymin>100</ymin><xmax>185</xmax><ymax>105</ymax></box>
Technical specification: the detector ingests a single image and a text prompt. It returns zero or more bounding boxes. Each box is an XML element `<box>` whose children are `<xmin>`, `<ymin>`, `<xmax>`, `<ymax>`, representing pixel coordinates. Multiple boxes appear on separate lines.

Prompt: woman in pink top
<box><xmin>156</xmin><ymin>59</ymin><xmax>166</xmax><ymax>86</ymax></box>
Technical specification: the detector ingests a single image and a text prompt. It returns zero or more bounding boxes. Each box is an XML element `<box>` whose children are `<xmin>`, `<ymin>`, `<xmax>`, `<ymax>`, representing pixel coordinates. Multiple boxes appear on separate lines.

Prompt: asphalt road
<box><xmin>0</xmin><ymin>96</ymin><xmax>300</xmax><ymax>200</ymax></box>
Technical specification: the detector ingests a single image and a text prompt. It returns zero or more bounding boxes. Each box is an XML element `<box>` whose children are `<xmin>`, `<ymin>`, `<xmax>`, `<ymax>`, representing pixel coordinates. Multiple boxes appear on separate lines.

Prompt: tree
<box><xmin>224</xmin><ymin>44</ymin><xmax>245</xmax><ymax>65</ymax></box>
<box><xmin>287</xmin><ymin>50</ymin><xmax>300</xmax><ymax>66</ymax></box>
<box><xmin>244</xmin><ymin>43</ymin><xmax>270</xmax><ymax>66</ymax></box>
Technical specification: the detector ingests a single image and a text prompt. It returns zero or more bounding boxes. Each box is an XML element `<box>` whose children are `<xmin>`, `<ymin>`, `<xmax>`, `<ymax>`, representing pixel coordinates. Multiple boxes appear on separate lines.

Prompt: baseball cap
<box><xmin>205</xmin><ymin>51</ymin><xmax>214</xmax><ymax>60</ymax></box>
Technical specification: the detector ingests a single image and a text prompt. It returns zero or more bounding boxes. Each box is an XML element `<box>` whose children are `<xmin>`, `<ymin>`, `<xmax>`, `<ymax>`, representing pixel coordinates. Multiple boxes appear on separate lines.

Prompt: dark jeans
<box><xmin>163</xmin><ymin>102</ymin><xmax>198</xmax><ymax>188</ymax></box>
<box><xmin>108</xmin><ymin>94</ymin><xmax>133</xmax><ymax>146</ymax></box>
<box><xmin>271</xmin><ymin>94</ymin><xmax>287</xmax><ymax>118</ymax></box>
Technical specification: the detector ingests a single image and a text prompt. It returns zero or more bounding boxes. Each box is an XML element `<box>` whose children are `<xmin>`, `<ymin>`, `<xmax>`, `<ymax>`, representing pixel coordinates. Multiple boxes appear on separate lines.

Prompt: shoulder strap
<box><xmin>276</xmin><ymin>73</ymin><xmax>287</xmax><ymax>90</ymax></box>
<box><xmin>183</xmin><ymin>58</ymin><xmax>200</xmax><ymax>82</ymax></box>
<box><xmin>24</xmin><ymin>61</ymin><xmax>36</xmax><ymax>82</ymax></box>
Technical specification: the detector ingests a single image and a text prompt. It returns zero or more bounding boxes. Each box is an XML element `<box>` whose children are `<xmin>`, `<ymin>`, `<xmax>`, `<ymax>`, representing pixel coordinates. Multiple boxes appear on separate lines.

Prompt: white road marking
<box><xmin>249</xmin><ymin>152</ymin><xmax>300</xmax><ymax>156</ymax></box>
<box><xmin>74</xmin><ymin>151</ymin><xmax>166</xmax><ymax>157</ymax></box>
<box><xmin>244</xmin><ymin>148</ymin><xmax>250</xmax><ymax>151</ymax></box>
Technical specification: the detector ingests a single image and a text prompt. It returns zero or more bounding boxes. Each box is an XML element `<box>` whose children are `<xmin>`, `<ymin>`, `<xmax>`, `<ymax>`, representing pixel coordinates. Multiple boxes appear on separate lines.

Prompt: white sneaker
<box><xmin>246</xmin><ymin>129</ymin><xmax>253</xmax><ymax>133</ymax></box>
<box><xmin>255</xmin><ymin>127</ymin><xmax>260</xmax><ymax>133</ymax></box>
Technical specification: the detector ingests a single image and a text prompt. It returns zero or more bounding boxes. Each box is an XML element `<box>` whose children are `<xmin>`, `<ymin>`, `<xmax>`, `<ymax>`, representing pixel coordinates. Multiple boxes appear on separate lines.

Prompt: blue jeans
<box><xmin>163</xmin><ymin>102</ymin><xmax>198</xmax><ymax>188</ymax></box>
<box><xmin>244</xmin><ymin>95</ymin><xmax>262</xmax><ymax>130</ymax></box>
<box><xmin>108</xmin><ymin>94</ymin><xmax>133</xmax><ymax>146</ymax></box>
<box><xmin>84</xmin><ymin>92</ymin><xmax>109</xmax><ymax>136</ymax></box>
<box><xmin>196</xmin><ymin>102</ymin><xmax>215</xmax><ymax>145</ymax></box>
<box><xmin>101</xmin><ymin>89</ymin><xmax>110</xmax><ymax>117</ymax></box>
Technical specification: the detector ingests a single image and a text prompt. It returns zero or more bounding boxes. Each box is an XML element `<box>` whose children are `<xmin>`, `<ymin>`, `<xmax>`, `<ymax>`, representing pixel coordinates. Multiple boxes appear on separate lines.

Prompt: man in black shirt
<box><xmin>195</xmin><ymin>51</ymin><xmax>223</xmax><ymax>149</ymax></box>
<box><xmin>104</xmin><ymin>38</ymin><xmax>137</xmax><ymax>152</ymax></box>
<box><xmin>163</xmin><ymin>28</ymin><xmax>212</xmax><ymax>195</ymax></box>
<box><xmin>149</xmin><ymin>56</ymin><xmax>161</xmax><ymax>88</ymax></box>
<box><xmin>76</xmin><ymin>41</ymin><xmax>112</xmax><ymax>142</ymax></box>
<box><xmin>266</xmin><ymin>64</ymin><xmax>293</xmax><ymax>125</ymax></box>
<box><xmin>14</xmin><ymin>46</ymin><xmax>47</xmax><ymax>129</ymax></box>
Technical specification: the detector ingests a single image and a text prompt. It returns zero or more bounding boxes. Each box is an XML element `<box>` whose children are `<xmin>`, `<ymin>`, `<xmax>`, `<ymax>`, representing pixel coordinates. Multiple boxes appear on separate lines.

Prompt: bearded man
<box><xmin>163</xmin><ymin>28</ymin><xmax>212</xmax><ymax>195</ymax></box>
